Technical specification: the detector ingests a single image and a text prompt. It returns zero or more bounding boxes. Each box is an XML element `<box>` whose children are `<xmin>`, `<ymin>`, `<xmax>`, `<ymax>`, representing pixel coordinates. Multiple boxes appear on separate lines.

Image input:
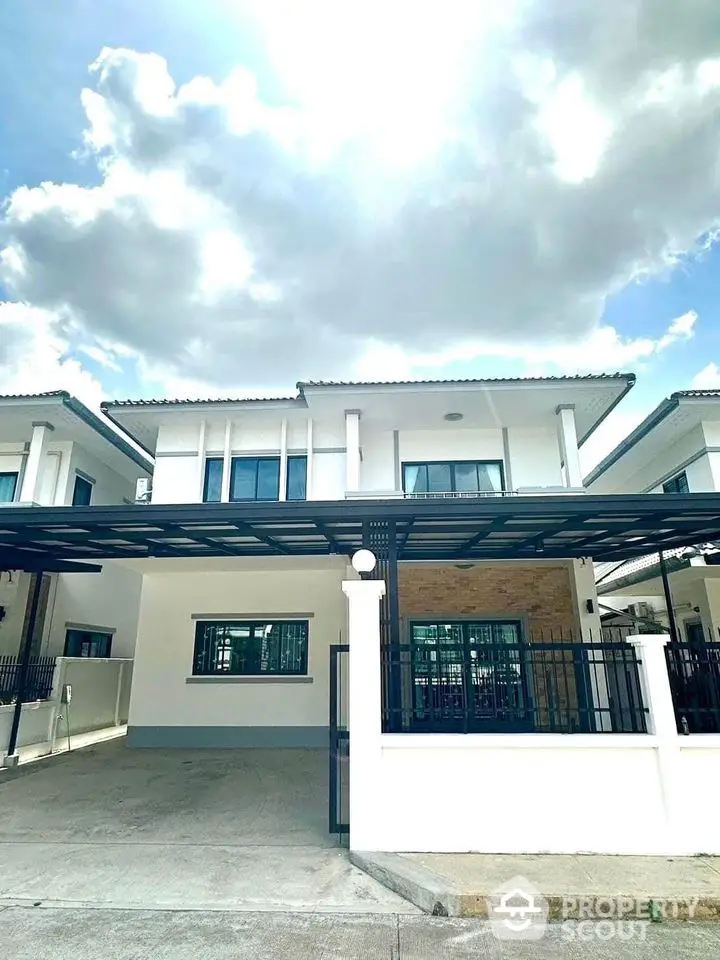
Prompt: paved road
<box><xmin>3</xmin><ymin>907</ymin><xmax>720</xmax><ymax>959</ymax></box>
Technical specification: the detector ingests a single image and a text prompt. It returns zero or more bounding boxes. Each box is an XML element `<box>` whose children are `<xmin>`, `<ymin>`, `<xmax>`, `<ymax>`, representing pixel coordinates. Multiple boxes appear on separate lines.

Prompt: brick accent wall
<box><xmin>398</xmin><ymin>562</ymin><xmax>578</xmax><ymax>640</ymax></box>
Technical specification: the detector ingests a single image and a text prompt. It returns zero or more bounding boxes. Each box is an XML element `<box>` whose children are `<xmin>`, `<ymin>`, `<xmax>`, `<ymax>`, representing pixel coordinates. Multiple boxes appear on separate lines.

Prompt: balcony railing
<box><xmin>346</xmin><ymin>486</ymin><xmax>582</xmax><ymax>500</ymax></box>
<box><xmin>0</xmin><ymin>656</ymin><xmax>56</xmax><ymax>705</ymax></box>
<box><xmin>381</xmin><ymin>639</ymin><xmax>647</xmax><ymax>734</ymax></box>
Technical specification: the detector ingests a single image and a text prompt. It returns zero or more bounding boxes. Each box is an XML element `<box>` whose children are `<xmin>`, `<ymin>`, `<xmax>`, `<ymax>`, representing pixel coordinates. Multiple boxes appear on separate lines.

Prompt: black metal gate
<box><xmin>666</xmin><ymin>640</ymin><xmax>720</xmax><ymax>733</ymax></box>
<box><xmin>329</xmin><ymin>643</ymin><xmax>349</xmax><ymax>835</ymax></box>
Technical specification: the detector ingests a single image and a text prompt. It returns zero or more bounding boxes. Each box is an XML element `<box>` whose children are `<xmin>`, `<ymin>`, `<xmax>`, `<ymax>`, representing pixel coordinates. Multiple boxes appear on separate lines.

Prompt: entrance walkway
<box><xmin>0</xmin><ymin>739</ymin><xmax>415</xmax><ymax>914</ymax></box>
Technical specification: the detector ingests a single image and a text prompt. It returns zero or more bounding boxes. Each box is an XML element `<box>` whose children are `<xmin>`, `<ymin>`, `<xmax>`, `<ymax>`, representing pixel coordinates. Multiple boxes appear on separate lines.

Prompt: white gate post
<box><xmin>342</xmin><ymin>576</ymin><xmax>386</xmax><ymax>852</ymax></box>
<box><xmin>627</xmin><ymin>634</ymin><xmax>684</xmax><ymax>846</ymax></box>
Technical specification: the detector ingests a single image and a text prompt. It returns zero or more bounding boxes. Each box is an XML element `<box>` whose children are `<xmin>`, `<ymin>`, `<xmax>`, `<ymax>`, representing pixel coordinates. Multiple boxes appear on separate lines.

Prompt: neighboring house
<box><xmin>100</xmin><ymin>373</ymin><xmax>635</xmax><ymax>749</ymax></box>
<box><xmin>586</xmin><ymin>389</ymin><xmax>720</xmax><ymax>643</ymax></box>
<box><xmin>0</xmin><ymin>391</ymin><xmax>153</xmax><ymax>661</ymax></box>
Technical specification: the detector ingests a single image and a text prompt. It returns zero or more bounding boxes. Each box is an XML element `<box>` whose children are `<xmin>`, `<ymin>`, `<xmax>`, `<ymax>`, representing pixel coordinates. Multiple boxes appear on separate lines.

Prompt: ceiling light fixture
<box><xmin>444</xmin><ymin>412</ymin><xmax>463</xmax><ymax>422</ymax></box>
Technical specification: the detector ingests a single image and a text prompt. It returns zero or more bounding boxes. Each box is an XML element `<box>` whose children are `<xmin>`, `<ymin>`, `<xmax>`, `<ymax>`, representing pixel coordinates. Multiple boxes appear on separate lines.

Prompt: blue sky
<box><xmin>1</xmin><ymin>1</ymin><xmax>719</xmax><ymax>469</ymax></box>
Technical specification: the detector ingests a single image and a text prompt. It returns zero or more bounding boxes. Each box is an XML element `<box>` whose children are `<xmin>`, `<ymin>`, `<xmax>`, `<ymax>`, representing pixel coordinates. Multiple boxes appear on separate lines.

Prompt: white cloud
<box><xmin>0</xmin><ymin>302</ymin><xmax>105</xmax><ymax>408</ymax></box>
<box><xmin>1</xmin><ymin>3</ymin><xmax>720</xmax><ymax>390</ymax></box>
<box><xmin>355</xmin><ymin>311</ymin><xmax>697</xmax><ymax>379</ymax></box>
<box><xmin>691</xmin><ymin>361</ymin><xmax>720</xmax><ymax>389</ymax></box>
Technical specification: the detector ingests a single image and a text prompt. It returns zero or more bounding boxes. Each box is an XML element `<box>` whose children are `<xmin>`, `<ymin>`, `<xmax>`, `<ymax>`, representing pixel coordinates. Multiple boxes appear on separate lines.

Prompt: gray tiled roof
<box><xmin>103</xmin><ymin>372</ymin><xmax>635</xmax><ymax>408</ymax></box>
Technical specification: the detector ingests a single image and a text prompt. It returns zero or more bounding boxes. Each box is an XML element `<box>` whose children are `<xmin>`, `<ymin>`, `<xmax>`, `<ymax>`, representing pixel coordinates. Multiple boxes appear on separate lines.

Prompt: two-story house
<box><xmin>99</xmin><ymin>374</ymin><xmax>637</xmax><ymax>749</ymax></box>
<box><xmin>6</xmin><ymin>374</ymin><xmax>720</xmax><ymax>858</ymax></box>
<box><xmin>586</xmin><ymin>389</ymin><xmax>720</xmax><ymax>644</ymax></box>
<box><xmin>0</xmin><ymin>391</ymin><xmax>153</xmax><ymax>661</ymax></box>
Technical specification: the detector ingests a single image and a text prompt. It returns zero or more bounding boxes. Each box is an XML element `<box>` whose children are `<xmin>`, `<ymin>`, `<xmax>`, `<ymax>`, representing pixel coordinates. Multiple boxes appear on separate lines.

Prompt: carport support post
<box><xmin>659</xmin><ymin>551</ymin><xmax>679</xmax><ymax>643</ymax></box>
<box><xmin>342</xmin><ymin>578</ymin><xmax>386</xmax><ymax>852</ymax></box>
<box><xmin>3</xmin><ymin>570</ymin><xmax>45</xmax><ymax>766</ymax></box>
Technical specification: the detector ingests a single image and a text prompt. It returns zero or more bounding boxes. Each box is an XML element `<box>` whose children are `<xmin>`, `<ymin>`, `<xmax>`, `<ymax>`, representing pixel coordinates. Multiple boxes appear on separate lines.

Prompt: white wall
<box><xmin>358</xmin><ymin>737</ymin><xmax>669</xmax><ymax>853</ymax></box>
<box><xmin>351</xmin><ymin>735</ymin><xmax>720</xmax><ymax>855</ymax></box>
<box><xmin>701</xmin><ymin>420</ymin><xmax>720</xmax><ymax>446</ymax></box>
<box><xmin>0</xmin><ymin>573</ymin><xmax>31</xmax><ymax>656</ymax></box>
<box><xmin>1</xmin><ymin>658</ymin><xmax>132</xmax><ymax>761</ymax></box>
<box><xmin>148</xmin><ymin>410</ymin><xmax>571</xmax><ymax>502</ymax></box>
<box><xmin>56</xmin><ymin>657</ymin><xmax>133</xmax><ymax>734</ymax></box>
<box><xmin>604</xmin><ymin>425</ymin><xmax>711</xmax><ymax>494</ymax></box>
<box><xmin>128</xmin><ymin>563</ymin><xmax>347</xmax><ymax>743</ymax></box>
<box><xmin>62</xmin><ymin>442</ymin><xmax>136</xmax><ymax>506</ymax></box>
<box><xmin>311</xmin><ymin>452</ymin><xmax>345</xmax><ymax>500</ymax></box>
<box><xmin>360</xmin><ymin>428</ymin><xmax>395</xmax><ymax>491</ymax></box>
<box><xmin>42</xmin><ymin>561</ymin><xmax>143</xmax><ymax>659</ymax></box>
<box><xmin>507</xmin><ymin>427</ymin><xmax>564</xmax><ymax>488</ymax></box>
<box><xmin>152</xmin><ymin>455</ymin><xmax>199</xmax><ymax>503</ymax></box>
<box><xmin>0</xmin><ymin>702</ymin><xmax>55</xmax><ymax>751</ymax></box>
<box><xmin>398</xmin><ymin>428</ymin><xmax>504</xmax><ymax>466</ymax></box>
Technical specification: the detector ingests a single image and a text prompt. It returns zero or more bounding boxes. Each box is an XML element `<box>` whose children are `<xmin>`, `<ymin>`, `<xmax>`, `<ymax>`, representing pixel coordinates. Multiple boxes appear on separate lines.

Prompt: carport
<box><xmin>0</xmin><ymin>737</ymin><xmax>410</xmax><ymax>912</ymax></box>
<box><xmin>3</xmin><ymin>494</ymin><xmax>720</xmax><ymax>911</ymax></box>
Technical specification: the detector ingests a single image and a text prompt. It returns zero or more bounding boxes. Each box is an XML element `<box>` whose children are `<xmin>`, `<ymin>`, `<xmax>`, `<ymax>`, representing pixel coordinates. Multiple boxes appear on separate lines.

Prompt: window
<box><xmin>203</xmin><ymin>458</ymin><xmax>223</xmax><ymax>502</ymax></box>
<box><xmin>0</xmin><ymin>472</ymin><xmax>18</xmax><ymax>503</ymax></box>
<box><xmin>662</xmin><ymin>472</ymin><xmax>689</xmax><ymax>494</ymax></box>
<box><xmin>231</xmin><ymin>457</ymin><xmax>279</xmax><ymax>501</ymax></box>
<box><xmin>202</xmin><ymin>456</ymin><xmax>308</xmax><ymax>502</ymax></box>
<box><xmin>64</xmin><ymin>629</ymin><xmax>113</xmax><ymax>658</ymax></box>
<box><xmin>286</xmin><ymin>456</ymin><xmax>308</xmax><ymax>501</ymax></box>
<box><xmin>193</xmin><ymin>619</ymin><xmax>309</xmax><ymax>676</ymax></box>
<box><xmin>403</xmin><ymin>460</ymin><xmax>504</xmax><ymax>495</ymax></box>
<box><xmin>72</xmin><ymin>475</ymin><xmax>94</xmax><ymax>506</ymax></box>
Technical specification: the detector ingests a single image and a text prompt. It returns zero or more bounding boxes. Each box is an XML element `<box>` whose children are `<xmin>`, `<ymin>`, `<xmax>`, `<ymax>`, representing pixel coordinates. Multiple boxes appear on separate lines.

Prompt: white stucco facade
<box><xmin>107</xmin><ymin>377</ymin><xmax>634</xmax><ymax>506</ymax></box>
<box><xmin>126</xmin><ymin>558</ymin><xmax>350</xmax><ymax>747</ymax></box>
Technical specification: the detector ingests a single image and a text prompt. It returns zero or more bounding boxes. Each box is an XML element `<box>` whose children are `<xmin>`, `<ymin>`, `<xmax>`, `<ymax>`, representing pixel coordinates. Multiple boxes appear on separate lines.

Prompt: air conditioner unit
<box><xmin>135</xmin><ymin>477</ymin><xmax>152</xmax><ymax>503</ymax></box>
<box><xmin>628</xmin><ymin>602</ymin><xmax>652</xmax><ymax>620</ymax></box>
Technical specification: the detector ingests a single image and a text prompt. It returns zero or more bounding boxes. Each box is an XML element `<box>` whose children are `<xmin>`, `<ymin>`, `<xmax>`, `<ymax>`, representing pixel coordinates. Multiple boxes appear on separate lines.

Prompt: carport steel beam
<box><xmin>1</xmin><ymin>492</ymin><xmax>720</xmax><ymax>566</ymax></box>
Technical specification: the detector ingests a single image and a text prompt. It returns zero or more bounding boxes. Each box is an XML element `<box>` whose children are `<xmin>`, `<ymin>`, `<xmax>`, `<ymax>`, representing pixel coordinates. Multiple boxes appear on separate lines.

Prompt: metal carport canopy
<box><xmin>2</xmin><ymin>493</ymin><xmax>720</xmax><ymax>570</ymax></box>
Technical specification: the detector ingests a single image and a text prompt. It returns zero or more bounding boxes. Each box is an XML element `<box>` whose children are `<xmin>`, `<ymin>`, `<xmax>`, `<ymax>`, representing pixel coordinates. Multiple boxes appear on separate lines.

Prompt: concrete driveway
<box><xmin>0</xmin><ymin>738</ymin><xmax>415</xmax><ymax>914</ymax></box>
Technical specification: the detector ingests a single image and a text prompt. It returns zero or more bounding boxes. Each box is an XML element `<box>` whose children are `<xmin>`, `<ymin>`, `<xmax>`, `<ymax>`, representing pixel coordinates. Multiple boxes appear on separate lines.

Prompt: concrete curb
<box><xmin>349</xmin><ymin>851</ymin><xmax>720</xmax><ymax>920</ymax></box>
<box><xmin>349</xmin><ymin>851</ymin><xmax>461</xmax><ymax>917</ymax></box>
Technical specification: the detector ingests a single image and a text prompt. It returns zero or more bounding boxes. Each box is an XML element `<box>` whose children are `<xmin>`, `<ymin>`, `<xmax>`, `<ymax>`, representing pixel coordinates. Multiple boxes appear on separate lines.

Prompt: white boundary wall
<box><xmin>344</xmin><ymin>580</ymin><xmax>720</xmax><ymax>856</ymax></box>
<box><xmin>1</xmin><ymin>658</ymin><xmax>132</xmax><ymax>762</ymax></box>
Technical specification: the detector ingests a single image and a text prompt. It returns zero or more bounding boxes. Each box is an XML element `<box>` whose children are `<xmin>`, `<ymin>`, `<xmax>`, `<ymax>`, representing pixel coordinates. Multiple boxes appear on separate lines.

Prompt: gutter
<box><xmin>583</xmin><ymin>396</ymin><xmax>679</xmax><ymax>486</ymax></box>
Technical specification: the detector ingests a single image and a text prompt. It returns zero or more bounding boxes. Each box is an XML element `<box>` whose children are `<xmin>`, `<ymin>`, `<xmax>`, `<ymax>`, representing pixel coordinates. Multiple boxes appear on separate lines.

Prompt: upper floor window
<box><xmin>403</xmin><ymin>460</ymin><xmax>505</xmax><ymax>495</ymax></box>
<box><xmin>0</xmin><ymin>472</ymin><xmax>18</xmax><ymax>503</ymax></box>
<box><xmin>72</xmin><ymin>474</ymin><xmax>94</xmax><ymax>506</ymax></box>
<box><xmin>203</xmin><ymin>456</ymin><xmax>307</xmax><ymax>502</ymax></box>
<box><xmin>662</xmin><ymin>471</ymin><xmax>689</xmax><ymax>495</ymax></box>
<box><xmin>193</xmin><ymin>619</ymin><xmax>309</xmax><ymax>676</ymax></box>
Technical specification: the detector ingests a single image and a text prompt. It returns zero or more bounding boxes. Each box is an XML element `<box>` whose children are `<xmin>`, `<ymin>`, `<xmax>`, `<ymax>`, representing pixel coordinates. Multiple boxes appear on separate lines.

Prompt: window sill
<box><xmin>186</xmin><ymin>676</ymin><xmax>313</xmax><ymax>685</ymax></box>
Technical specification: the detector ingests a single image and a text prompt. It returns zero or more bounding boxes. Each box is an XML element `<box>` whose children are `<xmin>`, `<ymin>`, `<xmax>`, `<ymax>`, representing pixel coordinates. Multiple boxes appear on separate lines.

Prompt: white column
<box><xmin>627</xmin><ymin>634</ymin><xmax>682</xmax><ymax>830</ymax></box>
<box><xmin>221</xmin><ymin>420</ymin><xmax>232</xmax><ymax>503</ymax></box>
<box><xmin>114</xmin><ymin>661</ymin><xmax>126</xmax><ymax>726</ymax></box>
<box><xmin>196</xmin><ymin>420</ymin><xmax>207</xmax><ymax>501</ymax></box>
<box><xmin>345</xmin><ymin>410</ymin><xmax>361</xmax><ymax>494</ymax></box>
<box><xmin>19</xmin><ymin>421</ymin><xmax>54</xmax><ymax>503</ymax></box>
<box><xmin>306</xmin><ymin>419</ymin><xmax>314</xmax><ymax>500</ymax></box>
<box><xmin>556</xmin><ymin>405</ymin><xmax>582</xmax><ymax>488</ymax></box>
<box><xmin>279</xmin><ymin>418</ymin><xmax>288</xmax><ymax>501</ymax></box>
<box><xmin>342</xmin><ymin>578</ymin><xmax>385</xmax><ymax>852</ymax></box>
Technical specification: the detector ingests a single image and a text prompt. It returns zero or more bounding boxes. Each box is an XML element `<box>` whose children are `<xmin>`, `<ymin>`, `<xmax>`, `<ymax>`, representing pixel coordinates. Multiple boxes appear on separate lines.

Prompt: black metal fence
<box><xmin>0</xmin><ymin>656</ymin><xmax>56</xmax><ymax>704</ymax></box>
<box><xmin>665</xmin><ymin>642</ymin><xmax>720</xmax><ymax>734</ymax></box>
<box><xmin>381</xmin><ymin>640</ymin><xmax>647</xmax><ymax>734</ymax></box>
